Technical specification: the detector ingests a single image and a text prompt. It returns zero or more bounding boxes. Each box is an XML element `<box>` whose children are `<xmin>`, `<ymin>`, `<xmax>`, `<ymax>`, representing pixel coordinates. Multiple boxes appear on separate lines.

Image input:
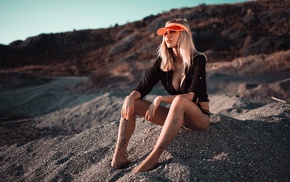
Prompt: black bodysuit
<box><xmin>134</xmin><ymin>52</ymin><xmax>209</xmax><ymax>103</ymax></box>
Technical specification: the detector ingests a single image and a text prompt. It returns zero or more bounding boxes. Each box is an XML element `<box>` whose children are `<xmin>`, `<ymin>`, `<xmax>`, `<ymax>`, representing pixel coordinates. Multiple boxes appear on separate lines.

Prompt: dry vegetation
<box><xmin>0</xmin><ymin>0</ymin><xmax>289</xmax><ymax>79</ymax></box>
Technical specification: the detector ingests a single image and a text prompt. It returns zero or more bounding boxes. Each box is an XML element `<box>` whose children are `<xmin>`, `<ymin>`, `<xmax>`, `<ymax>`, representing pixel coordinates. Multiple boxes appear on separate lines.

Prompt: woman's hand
<box><xmin>145</xmin><ymin>96</ymin><xmax>161</xmax><ymax>120</ymax></box>
<box><xmin>121</xmin><ymin>95</ymin><xmax>135</xmax><ymax>120</ymax></box>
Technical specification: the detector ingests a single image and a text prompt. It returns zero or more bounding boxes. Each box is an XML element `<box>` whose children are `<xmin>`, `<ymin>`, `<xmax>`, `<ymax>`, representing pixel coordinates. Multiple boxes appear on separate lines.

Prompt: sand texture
<box><xmin>1</xmin><ymin>53</ymin><xmax>290</xmax><ymax>181</ymax></box>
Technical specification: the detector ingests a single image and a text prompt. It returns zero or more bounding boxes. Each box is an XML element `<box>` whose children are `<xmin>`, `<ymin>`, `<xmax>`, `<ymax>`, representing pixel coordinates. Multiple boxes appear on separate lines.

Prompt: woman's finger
<box><xmin>131</xmin><ymin>108</ymin><xmax>134</xmax><ymax>116</ymax></box>
<box><xmin>153</xmin><ymin>105</ymin><xmax>158</xmax><ymax>116</ymax></box>
<box><xmin>145</xmin><ymin>111</ymin><xmax>149</xmax><ymax>120</ymax></box>
<box><xmin>146</xmin><ymin>110</ymin><xmax>153</xmax><ymax>120</ymax></box>
<box><xmin>149</xmin><ymin>106</ymin><xmax>155</xmax><ymax>117</ymax></box>
<box><xmin>127</xmin><ymin>109</ymin><xmax>132</xmax><ymax>119</ymax></box>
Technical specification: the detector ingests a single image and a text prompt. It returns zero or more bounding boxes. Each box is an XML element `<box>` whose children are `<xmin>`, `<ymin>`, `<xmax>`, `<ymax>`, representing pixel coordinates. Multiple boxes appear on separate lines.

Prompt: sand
<box><xmin>0</xmin><ymin>52</ymin><xmax>290</xmax><ymax>181</ymax></box>
<box><xmin>0</xmin><ymin>100</ymin><xmax>289</xmax><ymax>181</ymax></box>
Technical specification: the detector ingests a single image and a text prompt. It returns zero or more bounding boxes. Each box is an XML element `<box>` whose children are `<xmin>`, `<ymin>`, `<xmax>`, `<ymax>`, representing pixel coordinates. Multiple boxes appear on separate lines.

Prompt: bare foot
<box><xmin>111</xmin><ymin>157</ymin><xmax>129</xmax><ymax>169</ymax></box>
<box><xmin>132</xmin><ymin>159</ymin><xmax>158</xmax><ymax>173</ymax></box>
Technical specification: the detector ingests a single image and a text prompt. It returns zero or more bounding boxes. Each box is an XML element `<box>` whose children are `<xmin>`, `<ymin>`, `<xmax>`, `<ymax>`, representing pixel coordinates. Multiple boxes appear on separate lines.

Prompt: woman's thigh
<box><xmin>134</xmin><ymin>99</ymin><xmax>169</xmax><ymax>126</ymax></box>
<box><xmin>182</xmin><ymin>100</ymin><xmax>210</xmax><ymax>130</ymax></box>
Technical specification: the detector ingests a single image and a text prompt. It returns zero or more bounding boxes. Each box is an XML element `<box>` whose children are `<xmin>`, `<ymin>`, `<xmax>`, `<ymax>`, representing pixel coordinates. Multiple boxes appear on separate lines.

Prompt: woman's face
<box><xmin>164</xmin><ymin>30</ymin><xmax>180</xmax><ymax>48</ymax></box>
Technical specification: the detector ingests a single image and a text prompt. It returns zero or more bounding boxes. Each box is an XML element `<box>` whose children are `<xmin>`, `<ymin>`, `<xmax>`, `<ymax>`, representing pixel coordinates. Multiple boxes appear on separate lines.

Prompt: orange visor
<box><xmin>157</xmin><ymin>23</ymin><xmax>189</xmax><ymax>36</ymax></box>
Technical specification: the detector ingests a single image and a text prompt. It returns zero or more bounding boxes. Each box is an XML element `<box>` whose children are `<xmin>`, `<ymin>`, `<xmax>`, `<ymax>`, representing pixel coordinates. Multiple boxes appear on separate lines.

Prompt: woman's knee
<box><xmin>172</xmin><ymin>95</ymin><xmax>186</xmax><ymax>108</ymax></box>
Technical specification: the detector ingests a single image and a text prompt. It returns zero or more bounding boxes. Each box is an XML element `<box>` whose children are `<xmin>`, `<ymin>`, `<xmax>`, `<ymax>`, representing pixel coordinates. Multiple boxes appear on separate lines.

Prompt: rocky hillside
<box><xmin>0</xmin><ymin>0</ymin><xmax>289</xmax><ymax>77</ymax></box>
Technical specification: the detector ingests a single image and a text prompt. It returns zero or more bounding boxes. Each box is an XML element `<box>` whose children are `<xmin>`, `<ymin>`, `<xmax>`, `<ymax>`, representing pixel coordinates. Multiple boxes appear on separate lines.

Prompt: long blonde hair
<box><xmin>157</xmin><ymin>18</ymin><xmax>196</xmax><ymax>72</ymax></box>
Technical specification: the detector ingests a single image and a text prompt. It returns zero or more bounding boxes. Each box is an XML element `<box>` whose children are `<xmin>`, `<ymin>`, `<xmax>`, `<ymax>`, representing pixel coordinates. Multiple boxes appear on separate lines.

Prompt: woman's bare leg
<box><xmin>111</xmin><ymin>116</ymin><xmax>136</xmax><ymax>168</ymax></box>
<box><xmin>111</xmin><ymin>99</ymin><xmax>168</xmax><ymax>169</ymax></box>
<box><xmin>133</xmin><ymin>96</ymin><xmax>209</xmax><ymax>173</ymax></box>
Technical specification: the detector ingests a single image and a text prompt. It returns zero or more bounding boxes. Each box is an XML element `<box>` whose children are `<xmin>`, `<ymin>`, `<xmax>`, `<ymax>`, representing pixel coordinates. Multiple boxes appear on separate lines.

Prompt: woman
<box><xmin>111</xmin><ymin>18</ymin><xmax>210</xmax><ymax>173</ymax></box>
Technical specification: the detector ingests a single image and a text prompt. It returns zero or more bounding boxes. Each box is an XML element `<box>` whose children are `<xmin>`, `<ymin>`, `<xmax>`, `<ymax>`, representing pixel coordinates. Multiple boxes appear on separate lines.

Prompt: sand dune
<box><xmin>0</xmin><ymin>100</ymin><xmax>289</xmax><ymax>181</ymax></box>
<box><xmin>0</xmin><ymin>74</ymin><xmax>98</xmax><ymax>118</ymax></box>
<box><xmin>1</xmin><ymin>50</ymin><xmax>290</xmax><ymax>181</ymax></box>
<box><xmin>0</xmin><ymin>81</ymin><xmax>290</xmax><ymax>181</ymax></box>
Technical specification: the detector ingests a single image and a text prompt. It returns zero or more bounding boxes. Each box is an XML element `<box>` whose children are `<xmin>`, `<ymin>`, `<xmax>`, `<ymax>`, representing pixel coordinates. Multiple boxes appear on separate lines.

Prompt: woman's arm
<box><xmin>156</xmin><ymin>92</ymin><xmax>197</xmax><ymax>104</ymax></box>
<box><xmin>145</xmin><ymin>92</ymin><xmax>197</xmax><ymax>120</ymax></box>
<box><xmin>133</xmin><ymin>58</ymin><xmax>162</xmax><ymax>99</ymax></box>
<box><xmin>188</xmin><ymin>55</ymin><xmax>208</xmax><ymax>102</ymax></box>
<box><xmin>129</xmin><ymin>90</ymin><xmax>141</xmax><ymax>100</ymax></box>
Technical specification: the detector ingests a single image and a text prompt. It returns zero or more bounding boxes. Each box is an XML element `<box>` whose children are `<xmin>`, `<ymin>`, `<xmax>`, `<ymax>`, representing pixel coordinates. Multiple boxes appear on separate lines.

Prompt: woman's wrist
<box><xmin>155</xmin><ymin>96</ymin><xmax>162</xmax><ymax>102</ymax></box>
<box><xmin>153</xmin><ymin>96</ymin><xmax>161</xmax><ymax>106</ymax></box>
<box><xmin>129</xmin><ymin>90</ymin><xmax>141</xmax><ymax>100</ymax></box>
<box><xmin>126</xmin><ymin>95</ymin><xmax>133</xmax><ymax>100</ymax></box>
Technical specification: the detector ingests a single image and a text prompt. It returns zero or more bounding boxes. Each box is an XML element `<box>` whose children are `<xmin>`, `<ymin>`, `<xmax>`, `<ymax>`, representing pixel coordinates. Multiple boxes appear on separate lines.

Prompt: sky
<box><xmin>0</xmin><ymin>0</ymin><xmax>246</xmax><ymax>45</ymax></box>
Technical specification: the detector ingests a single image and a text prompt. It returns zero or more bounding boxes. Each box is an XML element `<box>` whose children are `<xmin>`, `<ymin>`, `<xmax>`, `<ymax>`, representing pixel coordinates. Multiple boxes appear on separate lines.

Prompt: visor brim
<box><xmin>156</xmin><ymin>24</ymin><xmax>188</xmax><ymax>36</ymax></box>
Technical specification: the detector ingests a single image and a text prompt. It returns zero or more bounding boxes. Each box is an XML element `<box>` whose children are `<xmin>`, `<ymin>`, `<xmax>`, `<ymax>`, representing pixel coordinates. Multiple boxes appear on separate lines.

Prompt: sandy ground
<box><xmin>0</xmin><ymin>100</ymin><xmax>289</xmax><ymax>181</ymax></box>
<box><xmin>0</xmin><ymin>52</ymin><xmax>290</xmax><ymax>181</ymax></box>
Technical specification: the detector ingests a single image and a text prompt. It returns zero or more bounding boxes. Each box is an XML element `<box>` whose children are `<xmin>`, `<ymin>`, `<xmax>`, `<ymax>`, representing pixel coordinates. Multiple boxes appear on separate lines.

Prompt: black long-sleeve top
<box><xmin>134</xmin><ymin>52</ymin><xmax>209</xmax><ymax>102</ymax></box>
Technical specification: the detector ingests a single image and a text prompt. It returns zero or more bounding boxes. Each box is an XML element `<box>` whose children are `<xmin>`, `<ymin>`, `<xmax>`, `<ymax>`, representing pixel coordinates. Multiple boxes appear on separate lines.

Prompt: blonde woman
<box><xmin>111</xmin><ymin>18</ymin><xmax>210</xmax><ymax>173</ymax></box>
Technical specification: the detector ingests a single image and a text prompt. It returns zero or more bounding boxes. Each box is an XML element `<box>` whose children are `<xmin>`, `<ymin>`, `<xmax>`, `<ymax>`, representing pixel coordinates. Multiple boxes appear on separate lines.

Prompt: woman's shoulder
<box><xmin>191</xmin><ymin>51</ymin><xmax>208</xmax><ymax>65</ymax></box>
<box><xmin>192</xmin><ymin>51</ymin><xmax>207</xmax><ymax>60</ymax></box>
<box><xmin>152</xmin><ymin>57</ymin><xmax>162</xmax><ymax>67</ymax></box>
<box><xmin>148</xmin><ymin>57</ymin><xmax>163</xmax><ymax>72</ymax></box>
